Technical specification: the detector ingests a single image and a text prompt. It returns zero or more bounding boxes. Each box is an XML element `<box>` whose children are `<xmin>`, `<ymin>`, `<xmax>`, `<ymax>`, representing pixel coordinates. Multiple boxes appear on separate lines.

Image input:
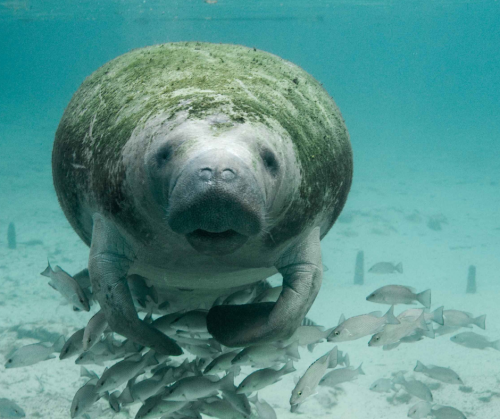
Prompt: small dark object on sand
<box><xmin>7</xmin><ymin>222</ymin><xmax>16</xmax><ymax>249</ymax></box>
<box><xmin>354</xmin><ymin>250</ymin><xmax>364</xmax><ymax>285</ymax></box>
<box><xmin>466</xmin><ymin>265</ymin><xmax>476</xmax><ymax>294</ymax></box>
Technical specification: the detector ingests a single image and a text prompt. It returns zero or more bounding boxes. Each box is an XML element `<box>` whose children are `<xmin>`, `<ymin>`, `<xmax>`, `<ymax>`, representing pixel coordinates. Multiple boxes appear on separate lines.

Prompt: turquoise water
<box><xmin>1</xmin><ymin>1</ymin><xmax>499</xmax><ymax>418</ymax></box>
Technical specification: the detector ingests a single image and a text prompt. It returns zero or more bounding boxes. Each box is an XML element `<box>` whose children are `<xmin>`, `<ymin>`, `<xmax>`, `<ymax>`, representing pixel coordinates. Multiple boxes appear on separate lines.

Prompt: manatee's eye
<box><xmin>156</xmin><ymin>143</ymin><xmax>173</xmax><ymax>166</ymax></box>
<box><xmin>260</xmin><ymin>147</ymin><xmax>279</xmax><ymax>176</ymax></box>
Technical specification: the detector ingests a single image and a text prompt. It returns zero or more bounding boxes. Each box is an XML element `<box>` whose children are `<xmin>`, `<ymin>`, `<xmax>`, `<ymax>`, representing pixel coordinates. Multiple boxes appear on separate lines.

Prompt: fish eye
<box><xmin>335</xmin><ymin>331</ymin><xmax>340</xmax><ymax>336</ymax></box>
<box><xmin>7</xmin><ymin>359</ymin><xmax>12</xmax><ymax>363</ymax></box>
<box><xmin>298</xmin><ymin>391</ymin><xmax>302</xmax><ymax>396</ymax></box>
<box><xmin>375</xmin><ymin>337</ymin><xmax>380</xmax><ymax>341</ymax></box>
<box><xmin>74</xmin><ymin>406</ymin><xmax>79</xmax><ymax>412</ymax></box>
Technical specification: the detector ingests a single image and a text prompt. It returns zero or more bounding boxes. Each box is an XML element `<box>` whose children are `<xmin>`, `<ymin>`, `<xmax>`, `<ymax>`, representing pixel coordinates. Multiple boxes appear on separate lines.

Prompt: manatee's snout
<box><xmin>167</xmin><ymin>149</ymin><xmax>265</xmax><ymax>255</ymax></box>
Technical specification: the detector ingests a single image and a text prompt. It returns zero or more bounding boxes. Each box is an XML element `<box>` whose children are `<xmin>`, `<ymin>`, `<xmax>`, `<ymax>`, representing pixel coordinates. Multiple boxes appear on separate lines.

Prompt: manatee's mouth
<box><xmin>185</xmin><ymin>229</ymin><xmax>249</xmax><ymax>255</ymax></box>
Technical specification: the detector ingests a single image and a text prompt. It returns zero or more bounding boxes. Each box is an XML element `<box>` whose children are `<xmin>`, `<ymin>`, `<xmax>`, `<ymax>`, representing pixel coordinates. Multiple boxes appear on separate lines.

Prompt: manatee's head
<box><xmin>143</xmin><ymin>115</ymin><xmax>290</xmax><ymax>256</ymax></box>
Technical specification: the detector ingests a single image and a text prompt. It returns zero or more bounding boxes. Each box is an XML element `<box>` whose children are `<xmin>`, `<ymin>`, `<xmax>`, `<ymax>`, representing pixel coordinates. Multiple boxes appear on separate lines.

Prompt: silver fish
<box><xmin>366</xmin><ymin>285</ymin><xmax>431</xmax><ymax>308</ymax></box>
<box><xmin>129</xmin><ymin>368</ymin><xmax>188</xmax><ymax>403</ymax></box>
<box><xmin>222</xmin><ymin>287</ymin><xmax>256</xmax><ymax>305</ymax></box>
<box><xmin>290</xmin><ymin>347</ymin><xmax>335</xmax><ymax>405</ymax></box>
<box><xmin>152</xmin><ymin>312</ymin><xmax>183</xmax><ymax>335</ymax></box>
<box><xmin>408</xmin><ymin>401</ymin><xmax>432</xmax><ymax>418</ymax></box>
<box><xmin>370</xmin><ymin>378</ymin><xmax>396</xmax><ymax>393</ymax></box>
<box><xmin>5</xmin><ymin>336</ymin><xmax>65</xmax><ymax>368</ymax></box>
<box><xmin>394</xmin><ymin>373</ymin><xmax>433</xmax><ymax>402</ymax></box>
<box><xmin>443</xmin><ymin>310</ymin><xmax>486</xmax><ymax>330</ymax></box>
<box><xmin>205</xmin><ymin>351</ymin><xmax>239</xmax><ymax>374</ymax></box>
<box><xmin>328</xmin><ymin>306</ymin><xmax>399</xmax><ymax>342</ymax></box>
<box><xmin>236</xmin><ymin>361</ymin><xmax>295</xmax><ymax>394</ymax></box>
<box><xmin>398</xmin><ymin>306</ymin><xmax>444</xmax><ymax>325</ymax></box>
<box><xmin>450</xmin><ymin>332</ymin><xmax>500</xmax><ymax>350</ymax></box>
<box><xmin>435</xmin><ymin>325</ymin><xmax>461</xmax><ymax>337</ymax></box>
<box><xmin>250</xmin><ymin>394</ymin><xmax>276</xmax><ymax>419</ymax></box>
<box><xmin>368</xmin><ymin>262</ymin><xmax>403</xmax><ymax>274</ymax></box>
<box><xmin>232</xmin><ymin>342</ymin><xmax>299</xmax><ymax>367</ymax></box>
<box><xmin>135</xmin><ymin>396</ymin><xmax>186</xmax><ymax>419</ymax></box>
<box><xmin>319</xmin><ymin>363</ymin><xmax>365</xmax><ymax>388</ymax></box>
<box><xmin>221</xmin><ymin>386</ymin><xmax>251</xmax><ymax>417</ymax></box>
<box><xmin>383</xmin><ymin>326</ymin><xmax>434</xmax><ymax>351</ymax></box>
<box><xmin>60</xmin><ymin>328</ymin><xmax>85</xmax><ymax>359</ymax></box>
<box><xmin>71</xmin><ymin>378</ymin><xmax>100</xmax><ymax>418</ymax></box>
<box><xmin>198</xmin><ymin>398</ymin><xmax>247</xmax><ymax>419</ymax></box>
<box><xmin>171</xmin><ymin>310</ymin><xmax>208</xmax><ymax>333</ymax></box>
<box><xmin>41</xmin><ymin>261</ymin><xmax>90</xmax><ymax>311</ymax></box>
<box><xmin>163</xmin><ymin>373</ymin><xmax>234</xmax><ymax>402</ymax></box>
<box><xmin>278</xmin><ymin>325</ymin><xmax>334</xmax><ymax>348</ymax></box>
<box><xmin>431</xmin><ymin>405</ymin><xmax>467</xmax><ymax>418</ymax></box>
<box><xmin>0</xmin><ymin>398</ymin><xmax>25</xmax><ymax>418</ymax></box>
<box><xmin>83</xmin><ymin>310</ymin><xmax>108</xmax><ymax>351</ymax></box>
<box><xmin>254</xmin><ymin>286</ymin><xmax>282</xmax><ymax>303</ymax></box>
<box><xmin>414</xmin><ymin>361</ymin><xmax>463</xmax><ymax>384</ymax></box>
<box><xmin>128</xmin><ymin>274</ymin><xmax>159</xmax><ymax>308</ymax></box>
<box><xmin>369</xmin><ymin>312</ymin><xmax>428</xmax><ymax>347</ymax></box>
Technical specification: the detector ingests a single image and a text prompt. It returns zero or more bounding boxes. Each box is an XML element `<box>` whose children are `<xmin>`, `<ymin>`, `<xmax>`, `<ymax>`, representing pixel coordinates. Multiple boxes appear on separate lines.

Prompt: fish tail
<box><xmin>395</xmin><ymin>262</ymin><xmax>403</xmax><ymax>273</ymax></box>
<box><xmin>357</xmin><ymin>363</ymin><xmax>365</xmax><ymax>375</ymax></box>
<box><xmin>219</xmin><ymin>371</ymin><xmax>235</xmax><ymax>392</ymax></box>
<box><xmin>384</xmin><ymin>305</ymin><xmax>400</xmax><ymax>325</ymax></box>
<box><xmin>422</xmin><ymin>326</ymin><xmax>435</xmax><ymax>339</ymax></box>
<box><xmin>53</xmin><ymin>335</ymin><xmax>66</xmax><ymax>352</ymax></box>
<box><xmin>417</xmin><ymin>289</ymin><xmax>431</xmax><ymax>309</ymax></box>
<box><xmin>491</xmin><ymin>340</ymin><xmax>500</xmax><ymax>352</ymax></box>
<box><xmin>281</xmin><ymin>360</ymin><xmax>296</xmax><ymax>375</ymax></box>
<box><xmin>432</xmin><ymin>306</ymin><xmax>444</xmax><ymax>325</ymax></box>
<box><xmin>40</xmin><ymin>259</ymin><xmax>53</xmax><ymax>277</ymax></box>
<box><xmin>285</xmin><ymin>341</ymin><xmax>300</xmax><ymax>360</ymax></box>
<box><xmin>343</xmin><ymin>353</ymin><xmax>350</xmax><ymax>368</ymax></box>
<box><xmin>474</xmin><ymin>314</ymin><xmax>486</xmax><ymax>330</ymax></box>
<box><xmin>327</xmin><ymin>346</ymin><xmax>338</xmax><ymax>369</ymax></box>
<box><xmin>414</xmin><ymin>360</ymin><xmax>426</xmax><ymax>373</ymax></box>
<box><xmin>416</xmin><ymin>312</ymin><xmax>429</xmax><ymax>331</ymax></box>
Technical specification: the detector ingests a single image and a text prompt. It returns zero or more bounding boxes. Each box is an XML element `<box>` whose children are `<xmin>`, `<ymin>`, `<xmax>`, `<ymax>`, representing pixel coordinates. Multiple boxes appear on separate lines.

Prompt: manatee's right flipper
<box><xmin>88</xmin><ymin>213</ymin><xmax>182</xmax><ymax>356</ymax></box>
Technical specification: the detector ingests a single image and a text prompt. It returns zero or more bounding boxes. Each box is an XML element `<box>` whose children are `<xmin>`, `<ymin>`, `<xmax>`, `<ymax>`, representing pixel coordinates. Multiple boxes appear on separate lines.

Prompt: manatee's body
<box><xmin>52</xmin><ymin>42</ymin><xmax>352</xmax><ymax>353</ymax></box>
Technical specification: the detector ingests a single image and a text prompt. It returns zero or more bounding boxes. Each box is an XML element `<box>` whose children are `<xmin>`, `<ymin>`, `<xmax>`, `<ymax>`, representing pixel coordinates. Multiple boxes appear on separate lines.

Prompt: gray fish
<box><xmin>383</xmin><ymin>327</ymin><xmax>433</xmax><ymax>351</ymax></box>
<box><xmin>328</xmin><ymin>306</ymin><xmax>399</xmax><ymax>342</ymax></box>
<box><xmin>414</xmin><ymin>361</ymin><xmax>463</xmax><ymax>384</ymax></box>
<box><xmin>290</xmin><ymin>347</ymin><xmax>335</xmax><ymax>405</ymax></box>
<box><xmin>0</xmin><ymin>398</ymin><xmax>25</xmax><ymax>418</ymax></box>
<box><xmin>60</xmin><ymin>328</ymin><xmax>85</xmax><ymax>360</ymax></box>
<box><xmin>5</xmin><ymin>336</ymin><xmax>65</xmax><ymax>368</ymax></box>
<box><xmin>71</xmin><ymin>378</ymin><xmax>100</xmax><ymax>418</ymax></box>
<box><xmin>398</xmin><ymin>307</ymin><xmax>444</xmax><ymax>326</ymax></box>
<box><xmin>232</xmin><ymin>342</ymin><xmax>299</xmax><ymax>367</ymax></box>
<box><xmin>171</xmin><ymin>310</ymin><xmax>208</xmax><ymax>333</ymax></box>
<box><xmin>370</xmin><ymin>378</ymin><xmax>396</xmax><ymax>393</ymax></box>
<box><xmin>431</xmin><ymin>405</ymin><xmax>467</xmax><ymax>418</ymax></box>
<box><xmin>254</xmin><ymin>286</ymin><xmax>283</xmax><ymax>303</ymax></box>
<box><xmin>450</xmin><ymin>332</ymin><xmax>500</xmax><ymax>350</ymax></box>
<box><xmin>198</xmin><ymin>398</ymin><xmax>247</xmax><ymax>419</ymax></box>
<box><xmin>223</xmin><ymin>287</ymin><xmax>256</xmax><ymax>305</ymax></box>
<box><xmin>319</xmin><ymin>363</ymin><xmax>365</xmax><ymax>388</ymax></box>
<box><xmin>164</xmin><ymin>373</ymin><xmax>234</xmax><ymax>401</ymax></box>
<box><xmin>278</xmin><ymin>325</ymin><xmax>334</xmax><ymax>348</ymax></box>
<box><xmin>221</xmin><ymin>386</ymin><xmax>251</xmax><ymax>417</ymax></box>
<box><xmin>443</xmin><ymin>310</ymin><xmax>486</xmax><ymax>330</ymax></box>
<box><xmin>129</xmin><ymin>368</ymin><xmax>187</xmax><ymax>403</ymax></box>
<box><xmin>368</xmin><ymin>262</ymin><xmax>403</xmax><ymax>274</ymax></box>
<box><xmin>83</xmin><ymin>310</ymin><xmax>108</xmax><ymax>351</ymax></box>
<box><xmin>135</xmin><ymin>396</ymin><xmax>186</xmax><ymax>419</ymax></box>
<box><xmin>41</xmin><ymin>261</ymin><xmax>90</xmax><ymax>311</ymax></box>
<box><xmin>394</xmin><ymin>374</ymin><xmax>433</xmax><ymax>402</ymax></box>
<box><xmin>205</xmin><ymin>351</ymin><xmax>239</xmax><ymax>374</ymax></box>
<box><xmin>73</xmin><ymin>268</ymin><xmax>91</xmax><ymax>289</ymax></box>
<box><xmin>408</xmin><ymin>401</ymin><xmax>432</xmax><ymax>418</ymax></box>
<box><xmin>128</xmin><ymin>275</ymin><xmax>159</xmax><ymax>308</ymax></box>
<box><xmin>369</xmin><ymin>312</ymin><xmax>428</xmax><ymax>347</ymax></box>
<box><xmin>366</xmin><ymin>285</ymin><xmax>431</xmax><ymax>308</ymax></box>
<box><xmin>435</xmin><ymin>325</ymin><xmax>461</xmax><ymax>337</ymax></box>
<box><xmin>249</xmin><ymin>394</ymin><xmax>276</xmax><ymax>419</ymax></box>
<box><xmin>151</xmin><ymin>312</ymin><xmax>182</xmax><ymax>335</ymax></box>
<box><xmin>236</xmin><ymin>361</ymin><xmax>295</xmax><ymax>394</ymax></box>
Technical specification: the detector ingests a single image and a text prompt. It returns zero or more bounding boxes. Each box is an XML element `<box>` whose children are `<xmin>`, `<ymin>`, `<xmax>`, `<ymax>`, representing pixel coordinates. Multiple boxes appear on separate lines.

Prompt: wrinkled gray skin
<box><xmin>52</xmin><ymin>42</ymin><xmax>353</xmax><ymax>354</ymax></box>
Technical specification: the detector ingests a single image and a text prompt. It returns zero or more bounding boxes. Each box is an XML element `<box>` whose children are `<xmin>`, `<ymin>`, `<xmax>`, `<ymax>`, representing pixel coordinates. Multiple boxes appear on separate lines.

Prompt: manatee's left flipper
<box><xmin>207</xmin><ymin>227</ymin><xmax>322</xmax><ymax>347</ymax></box>
<box><xmin>88</xmin><ymin>213</ymin><xmax>182</xmax><ymax>356</ymax></box>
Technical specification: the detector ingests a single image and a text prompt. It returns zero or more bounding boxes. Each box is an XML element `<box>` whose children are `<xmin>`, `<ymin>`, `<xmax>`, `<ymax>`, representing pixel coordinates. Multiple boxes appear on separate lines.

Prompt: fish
<box><xmin>290</xmin><ymin>347</ymin><xmax>335</xmax><ymax>405</ymax></box>
<box><xmin>204</xmin><ymin>351</ymin><xmax>239</xmax><ymax>374</ymax></box>
<box><xmin>398</xmin><ymin>306</ymin><xmax>444</xmax><ymax>325</ymax></box>
<box><xmin>83</xmin><ymin>310</ymin><xmax>108</xmax><ymax>351</ymax></box>
<box><xmin>198</xmin><ymin>398</ymin><xmax>247</xmax><ymax>419</ymax></box>
<box><xmin>368</xmin><ymin>262</ymin><xmax>403</xmax><ymax>274</ymax></box>
<box><xmin>254</xmin><ymin>286</ymin><xmax>283</xmax><ymax>303</ymax></box>
<box><xmin>134</xmin><ymin>396</ymin><xmax>187</xmax><ymax>419</ymax></box>
<box><xmin>319</xmin><ymin>363</ymin><xmax>365</xmax><ymax>388</ymax></box>
<box><xmin>408</xmin><ymin>401</ymin><xmax>432</xmax><ymax>418</ymax></box>
<box><xmin>40</xmin><ymin>261</ymin><xmax>90</xmax><ymax>311</ymax></box>
<box><xmin>383</xmin><ymin>327</ymin><xmax>434</xmax><ymax>351</ymax></box>
<box><xmin>71</xmin><ymin>378</ymin><xmax>101</xmax><ymax>418</ymax></box>
<box><xmin>128</xmin><ymin>368</ymin><xmax>188</xmax><ymax>403</ymax></box>
<box><xmin>370</xmin><ymin>378</ymin><xmax>396</xmax><ymax>393</ymax></box>
<box><xmin>394</xmin><ymin>373</ymin><xmax>433</xmax><ymax>402</ymax></box>
<box><xmin>414</xmin><ymin>361</ymin><xmax>463</xmax><ymax>384</ymax></box>
<box><xmin>369</xmin><ymin>312</ymin><xmax>428</xmax><ymax>347</ymax></box>
<box><xmin>366</xmin><ymin>285</ymin><xmax>431</xmax><ymax>308</ymax></box>
<box><xmin>236</xmin><ymin>361</ymin><xmax>295</xmax><ymax>394</ymax></box>
<box><xmin>222</xmin><ymin>287</ymin><xmax>257</xmax><ymax>305</ymax></box>
<box><xmin>232</xmin><ymin>342</ymin><xmax>300</xmax><ymax>367</ymax></box>
<box><xmin>443</xmin><ymin>310</ymin><xmax>486</xmax><ymax>330</ymax></box>
<box><xmin>182</xmin><ymin>343</ymin><xmax>220</xmax><ymax>359</ymax></box>
<box><xmin>435</xmin><ymin>325</ymin><xmax>461</xmax><ymax>337</ymax></box>
<box><xmin>164</xmin><ymin>372</ymin><xmax>234</xmax><ymax>401</ymax></box>
<box><xmin>5</xmin><ymin>336</ymin><xmax>65</xmax><ymax>368</ymax></box>
<box><xmin>277</xmin><ymin>325</ymin><xmax>334</xmax><ymax>349</ymax></box>
<box><xmin>221</xmin><ymin>386</ymin><xmax>252</xmax><ymax>417</ymax></box>
<box><xmin>170</xmin><ymin>310</ymin><xmax>208</xmax><ymax>333</ymax></box>
<box><xmin>328</xmin><ymin>306</ymin><xmax>399</xmax><ymax>342</ymax></box>
<box><xmin>128</xmin><ymin>275</ymin><xmax>159</xmax><ymax>308</ymax></box>
<box><xmin>60</xmin><ymin>328</ymin><xmax>85</xmax><ymax>359</ymax></box>
<box><xmin>151</xmin><ymin>312</ymin><xmax>183</xmax><ymax>335</ymax></box>
<box><xmin>450</xmin><ymin>332</ymin><xmax>500</xmax><ymax>350</ymax></box>
<box><xmin>0</xmin><ymin>398</ymin><xmax>25</xmax><ymax>418</ymax></box>
<box><xmin>249</xmin><ymin>394</ymin><xmax>276</xmax><ymax>419</ymax></box>
<box><xmin>431</xmin><ymin>406</ymin><xmax>467</xmax><ymax>418</ymax></box>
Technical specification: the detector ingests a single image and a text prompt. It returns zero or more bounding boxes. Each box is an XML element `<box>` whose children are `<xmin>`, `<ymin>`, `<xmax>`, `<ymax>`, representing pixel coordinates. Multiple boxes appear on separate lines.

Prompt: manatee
<box><xmin>52</xmin><ymin>42</ymin><xmax>353</xmax><ymax>354</ymax></box>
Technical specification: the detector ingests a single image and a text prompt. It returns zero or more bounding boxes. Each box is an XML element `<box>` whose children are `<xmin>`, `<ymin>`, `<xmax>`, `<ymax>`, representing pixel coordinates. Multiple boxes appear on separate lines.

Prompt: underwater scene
<box><xmin>1</xmin><ymin>1</ymin><xmax>499</xmax><ymax>418</ymax></box>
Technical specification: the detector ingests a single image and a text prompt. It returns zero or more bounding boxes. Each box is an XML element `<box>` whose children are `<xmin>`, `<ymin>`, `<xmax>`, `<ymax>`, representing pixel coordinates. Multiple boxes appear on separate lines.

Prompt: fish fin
<box><xmin>327</xmin><ymin>346</ymin><xmax>338</xmax><ymax>369</ymax></box>
<box><xmin>53</xmin><ymin>336</ymin><xmax>66</xmax><ymax>352</ymax></box>
<box><xmin>307</xmin><ymin>343</ymin><xmax>317</xmax><ymax>353</ymax></box>
<box><xmin>415</xmin><ymin>312</ymin><xmax>429</xmax><ymax>331</ymax></box>
<box><xmin>369</xmin><ymin>311</ymin><xmax>383</xmax><ymax>318</ymax></box>
<box><xmin>48</xmin><ymin>282</ymin><xmax>57</xmax><ymax>290</ymax></box>
<box><xmin>40</xmin><ymin>260</ymin><xmax>53</xmax><ymax>277</ymax></box>
<box><xmin>285</xmin><ymin>341</ymin><xmax>300</xmax><ymax>360</ymax></box>
<box><xmin>218</xmin><ymin>371</ymin><xmax>235</xmax><ymax>392</ymax></box>
<box><xmin>474</xmin><ymin>314</ymin><xmax>486</xmax><ymax>330</ymax></box>
<box><xmin>382</xmin><ymin>342</ymin><xmax>399</xmax><ymax>351</ymax></box>
<box><xmin>357</xmin><ymin>363</ymin><xmax>365</xmax><ymax>375</ymax></box>
<box><xmin>248</xmin><ymin>394</ymin><xmax>258</xmax><ymax>404</ymax></box>
<box><xmin>432</xmin><ymin>306</ymin><xmax>444</xmax><ymax>325</ymax></box>
<box><xmin>148</xmin><ymin>285</ymin><xmax>159</xmax><ymax>304</ymax></box>
<box><xmin>119</xmin><ymin>384</ymin><xmax>134</xmax><ymax>404</ymax></box>
<box><xmin>422</xmin><ymin>325</ymin><xmax>435</xmax><ymax>339</ymax></box>
<box><xmin>414</xmin><ymin>361</ymin><xmax>426</xmax><ymax>373</ymax></box>
<box><xmin>417</xmin><ymin>289</ymin><xmax>431</xmax><ymax>309</ymax></box>
<box><xmin>282</xmin><ymin>360</ymin><xmax>296</xmax><ymax>374</ymax></box>
<box><xmin>395</xmin><ymin>262</ymin><xmax>403</xmax><ymax>273</ymax></box>
<box><xmin>384</xmin><ymin>306</ymin><xmax>400</xmax><ymax>325</ymax></box>
<box><xmin>338</xmin><ymin>314</ymin><xmax>345</xmax><ymax>325</ymax></box>
<box><xmin>322</xmin><ymin>263</ymin><xmax>329</xmax><ymax>272</ymax></box>
<box><xmin>492</xmin><ymin>340</ymin><xmax>500</xmax><ymax>351</ymax></box>
<box><xmin>343</xmin><ymin>353</ymin><xmax>350</xmax><ymax>368</ymax></box>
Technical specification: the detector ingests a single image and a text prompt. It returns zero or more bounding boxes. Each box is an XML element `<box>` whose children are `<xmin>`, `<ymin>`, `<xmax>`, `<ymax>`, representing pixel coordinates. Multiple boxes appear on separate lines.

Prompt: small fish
<box><xmin>254</xmin><ymin>286</ymin><xmax>283</xmax><ymax>303</ymax></box>
<box><xmin>204</xmin><ymin>351</ymin><xmax>239</xmax><ymax>374</ymax></box>
<box><xmin>383</xmin><ymin>327</ymin><xmax>433</xmax><ymax>350</ymax></box>
<box><xmin>369</xmin><ymin>312</ymin><xmax>428</xmax><ymax>347</ymax></box>
<box><xmin>129</xmin><ymin>368</ymin><xmax>187</xmax><ymax>403</ymax></box>
<box><xmin>183</xmin><ymin>343</ymin><xmax>220</xmax><ymax>359</ymax></box>
<box><xmin>170</xmin><ymin>309</ymin><xmax>208</xmax><ymax>333</ymax></box>
<box><xmin>328</xmin><ymin>306</ymin><xmax>399</xmax><ymax>342</ymax></box>
<box><xmin>414</xmin><ymin>361</ymin><xmax>463</xmax><ymax>384</ymax></box>
<box><xmin>41</xmin><ymin>261</ymin><xmax>90</xmax><ymax>311</ymax></box>
<box><xmin>232</xmin><ymin>342</ymin><xmax>299</xmax><ymax>367</ymax></box>
<box><xmin>198</xmin><ymin>398</ymin><xmax>247</xmax><ymax>419</ymax></box>
<box><xmin>83</xmin><ymin>310</ymin><xmax>108</xmax><ymax>351</ymax></box>
<box><xmin>71</xmin><ymin>378</ymin><xmax>100</xmax><ymax>418</ymax></box>
<box><xmin>398</xmin><ymin>306</ymin><xmax>444</xmax><ymax>325</ymax></box>
<box><xmin>394</xmin><ymin>373</ymin><xmax>433</xmax><ymax>402</ymax></box>
<box><xmin>450</xmin><ymin>332</ymin><xmax>500</xmax><ymax>350</ymax></box>
<box><xmin>152</xmin><ymin>312</ymin><xmax>183</xmax><ymax>335</ymax></box>
<box><xmin>128</xmin><ymin>275</ymin><xmax>159</xmax><ymax>308</ymax></box>
<box><xmin>278</xmin><ymin>325</ymin><xmax>334</xmax><ymax>348</ymax></box>
<box><xmin>368</xmin><ymin>262</ymin><xmax>403</xmax><ymax>274</ymax></box>
<box><xmin>431</xmin><ymin>406</ymin><xmax>467</xmax><ymax>418</ymax></box>
<box><xmin>60</xmin><ymin>328</ymin><xmax>85</xmax><ymax>359</ymax></box>
<box><xmin>366</xmin><ymin>285</ymin><xmax>431</xmax><ymax>308</ymax></box>
<box><xmin>164</xmin><ymin>372</ymin><xmax>234</xmax><ymax>401</ymax></box>
<box><xmin>5</xmin><ymin>336</ymin><xmax>65</xmax><ymax>368</ymax></box>
<box><xmin>443</xmin><ymin>310</ymin><xmax>486</xmax><ymax>330</ymax></box>
<box><xmin>236</xmin><ymin>361</ymin><xmax>295</xmax><ymax>394</ymax></box>
<box><xmin>370</xmin><ymin>378</ymin><xmax>396</xmax><ymax>393</ymax></box>
<box><xmin>408</xmin><ymin>401</ymin><xmax>432</xmax><ymax>418</ymax></box>
<box><xmin>0</xmin><ymin>398</ymin><xmax>25</xmax><ymax>418</ymax></box>
<box><xmin>135</xmin><ymin>396</ymin><xmax>187</xmax><ymax>419</ymax></box>
<box><xmin>435</xmin><ymin>325</ymin><xmax>461</xmax><ymax>337</ymax></box>
<box><xmin>221</xmin><ymin>386</ymin><xmax>251</xmax><ymax>417</ymax></box>
<box><xmin>223</xmin><ymin>287</ymin><xmax>256</xmax><ymax>305</ymax></box>
<box><xmin>290</xmin><ymin>348</ymin><xmax>335</xmax><ymax>405</ymax></box>
<box><xmin>249</xmin><ymin>394</ymin><xmax>276</xmax><ymax>419</ymax></box>
<box><xmin>319</xmin><ymin>363</ymin><xmax>365</xmax><ymax>388</ymax></box>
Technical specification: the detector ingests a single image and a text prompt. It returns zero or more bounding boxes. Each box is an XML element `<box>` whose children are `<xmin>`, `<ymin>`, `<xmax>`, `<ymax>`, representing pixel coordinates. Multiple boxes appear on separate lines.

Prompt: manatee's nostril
<box><xmin>221</xmin><ymin>168</ymin><xmax>236</xmax><ymax>180</ymax></box>
<box><xmin>199</xmin><ymin>168</ymin><xmax>212</xmax><ymax>181</ymax></box>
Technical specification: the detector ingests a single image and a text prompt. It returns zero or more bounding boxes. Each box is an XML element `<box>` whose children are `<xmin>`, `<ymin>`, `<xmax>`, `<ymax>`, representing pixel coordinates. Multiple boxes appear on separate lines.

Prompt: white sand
<box><xmin>0</xmin><ymin>121</ymin><xmax>499</xmax><ymax>418</ymax></box>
